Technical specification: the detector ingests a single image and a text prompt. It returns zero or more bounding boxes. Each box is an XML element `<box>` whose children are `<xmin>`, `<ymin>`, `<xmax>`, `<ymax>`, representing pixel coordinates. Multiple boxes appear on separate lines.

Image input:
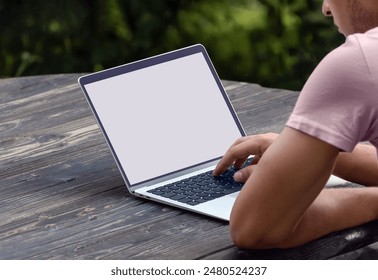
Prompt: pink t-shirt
<box><xmin>286</xmin><ymin>27</ymin><xmax>378</xmax><ymax>152</ymax></box>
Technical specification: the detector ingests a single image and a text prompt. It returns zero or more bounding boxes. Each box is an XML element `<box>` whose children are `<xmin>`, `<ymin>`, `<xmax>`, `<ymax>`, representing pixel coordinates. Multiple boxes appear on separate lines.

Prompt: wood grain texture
<box><xmin>1</xmin><ymin>74</ymin><xmax>377</xmax><ymax>260</ymax></box>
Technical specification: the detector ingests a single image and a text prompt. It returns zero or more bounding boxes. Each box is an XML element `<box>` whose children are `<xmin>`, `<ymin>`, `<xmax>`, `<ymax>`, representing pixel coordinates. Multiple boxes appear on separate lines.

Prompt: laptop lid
<box><xmin>78</xmin><ymin>44</ymin><xmax>245</xmax><ymax>194</ymax></box>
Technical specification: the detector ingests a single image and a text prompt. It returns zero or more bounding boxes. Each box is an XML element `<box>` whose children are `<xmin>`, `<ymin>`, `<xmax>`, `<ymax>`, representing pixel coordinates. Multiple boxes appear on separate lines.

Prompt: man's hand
<box><xmin>213</xmin><ymin>133</ymin><xmax>278</xmax><ymax>182</ymax></box>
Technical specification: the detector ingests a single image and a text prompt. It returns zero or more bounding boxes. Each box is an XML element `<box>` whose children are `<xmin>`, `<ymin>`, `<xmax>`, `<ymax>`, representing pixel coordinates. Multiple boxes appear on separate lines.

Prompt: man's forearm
<box><xmin>278</xmin><ymin>187</ymin><xmax>378</xmax><ymax>248</ymax></box>
<box><xmin>333</xmin><ymin>144</ymin><xmax>378</xmax><ymax>186</ymax></box>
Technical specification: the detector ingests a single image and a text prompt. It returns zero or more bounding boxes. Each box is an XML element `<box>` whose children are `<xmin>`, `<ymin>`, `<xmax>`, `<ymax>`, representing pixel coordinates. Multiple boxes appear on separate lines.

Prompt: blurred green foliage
<box><xmin>0</xmin><ymin>0</ymin><xmax>343</xmax><ymax>90</ymax></box>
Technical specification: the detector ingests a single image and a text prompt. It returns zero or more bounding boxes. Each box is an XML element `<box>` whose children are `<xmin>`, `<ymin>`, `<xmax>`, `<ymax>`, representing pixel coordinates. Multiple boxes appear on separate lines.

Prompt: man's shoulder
<box><xmin>302</xmin><ymin>30</ymin><xmax>377</xmax><ymax>101</ymax></box>
<box><xmin>316</xmin><ymin>31</ymin><xmax>376</xmax><ymax>85</ymax></box>
<box><xmin>351</xmin><ymin>27</ymin><xmax>378</xmax><ymax>76</ymax></box>
<box><xmin>329</xmin><ymin>28</ymin><xmax>378</xmax><ymax>68</ymax></box>
<box><xmin>326</xmin><ymin>37</ymin><xmax>365</xmax><ymax>65</ymax></box>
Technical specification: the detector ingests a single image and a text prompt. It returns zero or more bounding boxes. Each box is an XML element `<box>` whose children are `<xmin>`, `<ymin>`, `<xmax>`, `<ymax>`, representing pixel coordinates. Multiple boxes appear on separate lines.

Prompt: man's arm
<box><xmin>215</xmin><ymin>127</ymin><xmax>378</xmax><ymax>249</ymax></box>
<box><xmin>218</xmin><ymin>138</ymin><xmax>378</xmax><ymax>187</ymax></box>
<box><xmin>333</xmin><ymin>144</ymin><xmax>378</xmax><ymax>186</ymax></box>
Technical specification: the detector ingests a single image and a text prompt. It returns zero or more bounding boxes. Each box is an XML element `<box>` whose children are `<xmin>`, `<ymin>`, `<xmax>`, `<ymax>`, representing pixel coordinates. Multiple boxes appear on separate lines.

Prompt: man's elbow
<box><xmin>229</xmin><ymin>217</ymin><xmax>294</xmax><ymax>250</ymax></box>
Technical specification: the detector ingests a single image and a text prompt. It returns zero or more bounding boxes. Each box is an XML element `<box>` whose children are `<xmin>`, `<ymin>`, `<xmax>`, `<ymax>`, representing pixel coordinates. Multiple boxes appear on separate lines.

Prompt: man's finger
<box><xmin>213</xmin><ymin>139</ymin><xmax>261</xmax><ymax>176</ymax></box>
<box><xmin>233</xmin><ymin>165</ymin><xmax>255</xmax><ymax>183</ymax></box>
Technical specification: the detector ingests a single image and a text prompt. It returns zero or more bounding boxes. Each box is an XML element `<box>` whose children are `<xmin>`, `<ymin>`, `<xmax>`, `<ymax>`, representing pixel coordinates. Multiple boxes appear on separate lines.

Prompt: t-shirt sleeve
<box><xmin>286</xmin><ymin>36</ymin><xmax>377</xmax><ymax>152</ymax></box>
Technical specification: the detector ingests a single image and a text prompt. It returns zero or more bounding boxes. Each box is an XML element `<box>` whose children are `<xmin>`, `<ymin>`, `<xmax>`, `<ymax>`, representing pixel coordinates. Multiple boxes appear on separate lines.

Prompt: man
<box><xmin>213</xmin><ymin>0</ymin><xmax>378</xmax><ymax>249</ymax></box>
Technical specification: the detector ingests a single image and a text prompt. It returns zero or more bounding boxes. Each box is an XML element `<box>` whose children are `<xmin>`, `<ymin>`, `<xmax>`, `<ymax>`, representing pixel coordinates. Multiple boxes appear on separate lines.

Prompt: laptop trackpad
<box><xmin>194</xmin><ymin>193</ymin><xmax>239</xmax><ymax>221</ymax></box>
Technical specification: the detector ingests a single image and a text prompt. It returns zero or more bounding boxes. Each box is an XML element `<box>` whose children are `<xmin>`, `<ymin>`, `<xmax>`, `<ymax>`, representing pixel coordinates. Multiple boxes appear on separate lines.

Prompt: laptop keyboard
<box><xmin>147</xmin><ymin>158</ymin><xmax>252</xmax><ymax>206</ymax></box>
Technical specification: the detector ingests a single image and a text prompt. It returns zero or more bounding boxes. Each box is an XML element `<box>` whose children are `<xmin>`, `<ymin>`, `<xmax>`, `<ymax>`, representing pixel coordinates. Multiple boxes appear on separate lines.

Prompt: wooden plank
<box><xmin>223</xmin><ymin>81</ymin><xmax>297</xmax><ymax>135</ymax></box>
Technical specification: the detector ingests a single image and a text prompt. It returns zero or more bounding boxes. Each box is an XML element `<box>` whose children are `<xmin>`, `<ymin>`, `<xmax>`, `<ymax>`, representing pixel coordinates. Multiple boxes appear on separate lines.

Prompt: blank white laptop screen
<box><xmin>83</xmin><ymin>51</ymin><xmax>243</xmax><ymax>186</ymax></box>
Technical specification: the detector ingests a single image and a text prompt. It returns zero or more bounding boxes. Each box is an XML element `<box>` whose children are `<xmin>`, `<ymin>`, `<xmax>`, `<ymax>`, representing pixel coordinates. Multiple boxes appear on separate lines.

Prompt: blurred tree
<box><xmin>0</xmin><ymin>0</ymin><xmax>343</xmax><ymax>90</ymax></box>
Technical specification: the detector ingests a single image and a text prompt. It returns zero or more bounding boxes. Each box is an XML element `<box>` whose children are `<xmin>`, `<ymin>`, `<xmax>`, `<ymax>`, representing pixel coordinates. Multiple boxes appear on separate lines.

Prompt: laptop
<box><xmin>78</xmin><ymin>44</ymin><xmax>249</xmax><ymax>221</ymax></box>
<box><xmin>78</xmin><ymin>44</ymin><xmax>346</xmax><ymax>221</ymax></box>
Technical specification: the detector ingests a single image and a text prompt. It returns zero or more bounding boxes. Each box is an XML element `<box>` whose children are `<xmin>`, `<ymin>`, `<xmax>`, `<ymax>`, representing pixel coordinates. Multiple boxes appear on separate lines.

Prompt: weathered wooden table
<box><xmin>1</xmin><ymin>74</ymin><xmax>378</xmax><ymax>259</ymax></box>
